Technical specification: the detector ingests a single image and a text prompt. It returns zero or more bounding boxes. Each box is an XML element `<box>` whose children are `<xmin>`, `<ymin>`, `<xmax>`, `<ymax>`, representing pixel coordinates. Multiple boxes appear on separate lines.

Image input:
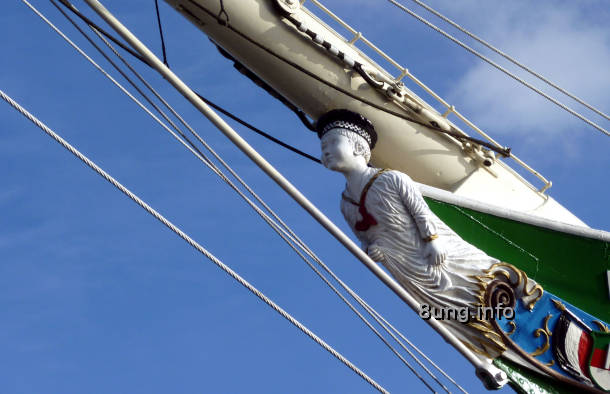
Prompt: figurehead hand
<box><xmin>367</xmin><ymin>243</ymin><xmax>385</xmax><ymax>263</ymax></box>
<box><xmin>424</xmin><ymin>237</ymin><xmax>447</xmax><ymax>266</ymax></box>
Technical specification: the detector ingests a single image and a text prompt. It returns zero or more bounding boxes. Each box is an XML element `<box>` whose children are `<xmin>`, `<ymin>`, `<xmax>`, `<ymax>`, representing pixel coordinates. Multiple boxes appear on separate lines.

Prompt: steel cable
<box><xmin>1</xmin><ymin>86</ymin><xmax>389</xmax><ymax>394</ymax></box>
<box><xmin>405</xmin><ymin>0</ymin><xmax>610</xmax><ymax>123</ymax></box>
<box><xmin>74</xmin><ymin>5</ymin><xmax>461</xmax><ymax>390</ymax></box>
<box><xmin>386</xmin><ymin>0</ymin><xmax>610</xmax><ymax>137</ymax></box>
<box><xmin>51</xmin><ymin>3</ymin><xmax>444</xmax><ymax>390</ymax></box>
<box><xmin>154</xmin><ymin>0</ymin><xmax>169</xmax><ymax>67</ymax></box>
<box><xmin>54</xmin><ymin>0</ymin><xmax>320</xmax><ymax>164</ymax></box>
<box><xmin>26</xmin><ymin>1</ymin><xmax>468</xmax><ymax>391</ymax></box>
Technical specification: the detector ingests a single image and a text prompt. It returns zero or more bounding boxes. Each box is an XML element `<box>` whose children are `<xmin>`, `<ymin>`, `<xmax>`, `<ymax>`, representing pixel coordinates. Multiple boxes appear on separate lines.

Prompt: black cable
<box><xmin>214</xmin><ymin>44</ymin><xmax>316</xmax><ymax>132</ymax></box>
<box><xmin>56</xmin><ymin>0</ymin><xmax>509</xmax><ymax>159</ymax></box>
<box><xmin>187</xmin><ymin>0</ymin><xmax>510</xmax><ymax>158</ymax></box>
<box><xmin>154</xmin><ymin>0</ymin><xmax>169</xmax><ymax>67</ymax></box>
<box><xmin>217</xmin><ymin>0</ymin><xmax>229</xmax><ymax>26</ymax></box>
<box><xmin>50</xmin><ymin>0</ymin><xmax>221</xmax><ymax>175</ymax></box>
<box><xmin>56</xmin><ymin>0</ymin><xmax>149</xmax><ymax>66</ymax></box>
<box><xmin>195</xmin><ymin>93</ymin><xmax>321</xmax><ymax>163</ymax></box>
<box><xmin>54</xmin><ymin>0</ymin><xmax>320</xmax><ymax>165</ymax></box>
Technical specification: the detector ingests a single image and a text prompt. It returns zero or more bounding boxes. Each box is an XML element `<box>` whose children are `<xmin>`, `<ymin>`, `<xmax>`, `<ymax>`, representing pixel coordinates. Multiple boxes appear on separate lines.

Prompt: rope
<box><xmin>353</xmin><ymin>292</ymin><xmax>468</xmax><ymax>393</ymax></box>
<box><xmin>0</xmin><ymin>87</ymin><xmax>389</xmax><ymax>394</ymax></box>
<box><xmin>386</xmin><ymin>0</ymin><xmax>610</xmax><ymax>137</ymax></box>
<box><xmin>29</xmin><ymin>2</ymin><xmax>464</xmax><ymax>391</ymax></box>
<box><xmin>58</xmin><ymin>6</ymin><xmax>442</xmax><ymax>389</ymax></box>
<box><xmin>49</xmin><ymin>0</ymin><xmax>215</xmax><ymax>171</ymax></box>
<box><xmin>406</xmin><ymin>0</ymin><xmax>610</xmax><ymax>123</ymax></box>
<box><xmin>194</xmin><ymin>0</ymin><xmax>512</xmax><ymax>157</ymax></box>
<box><xmin>217</xmin><ymin>0</ymin><xmax>229</xmax><ymax>26</ymax></box>
<box><xmin>194</xmin><ymin>92</ymin><xmax>321</xmax><ymax>163</ymax></box>
<box><xmin>286</xmin><ymin>244</ymin><xmax>453</xmax><ymax>393</ymax></box>
<box><xmin>54</xmin><ymin>0</ymin><xmax>320</xmax><ymax>165</ymax></box>
<box><xmin>58</xmin><ymin>0</ymin><xmax>512</xmax><ymax>157</ymax></box>
<box><xmin>154</xmin><ymin>0</ymin><xmax>169</xmax><ymax>67</ymax></box>
<box><xmin>34</xmin><ymin>0</ymin><xmax>230</xmax><ymax>193</ymax></box>
<box><xmin>55</xmin><ymin>0</ymin><xmax>148</xmax><ymax>65</ymax></box>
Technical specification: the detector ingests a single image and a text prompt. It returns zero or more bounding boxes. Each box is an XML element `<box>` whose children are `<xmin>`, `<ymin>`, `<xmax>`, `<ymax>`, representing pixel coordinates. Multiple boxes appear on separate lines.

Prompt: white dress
<box><xmin>340</xmin><ymin>167</ymin><xmax>504</xmax><ymax>357</ymax></box>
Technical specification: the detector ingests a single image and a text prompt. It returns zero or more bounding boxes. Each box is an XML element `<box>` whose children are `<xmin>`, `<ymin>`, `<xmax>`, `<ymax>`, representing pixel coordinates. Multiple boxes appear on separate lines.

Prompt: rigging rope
<box><xmin>405</xmin><ymin>0</ymin><xmax>610</xmax><ymax>123</ymax></box>
<box><xmin>154</xmin><ymin>0</ymin><xmax>169</xmax><ymax>67</ymax></box>
<box><xmin>354</xmin><ymin>292</ymin><xmax>468</xmax><ymax>393</ymax></box>
<box><xmin>27</xmin><ymin>1</ymin><xmax>466</xmax><ymax>391</ymax></box>
<box><xmin>32</xmin><ymin>0</ymin><xmax>224</xmax><ymax>192</ymax></box>
<box><xmin>0</xmin><ymin>87</ymin><xmax>389</xmax><ymax>394</ymax></box>
<box><xmin>385</xmin><ymin>0</ymin><xmax>610</xmax><ymax>137</ymax></box>
<box><xmin>50</xmin><ymin>3</ymin><xmax>447</xmax><ymax>390</ymax></box>
<box><xmin>55</xmin><ymin>0</ymin><xmax>319</xmax><ymax>165</ymax></box>
<box><xmin>184</xmin><ymin>0</ymin><xmax>510</xmax><ymax>157</ymax></box>
<box><xmin>55</xmin><ymin>0</ymin><xmax>148</xmax><ymax>65</ymax></box>
<box><xmin>56</xmin><ymin>0</ymin><xmax>509</xmax><ymax>158</ymax></box>
<box><xmin>194</xmin><ymin>92</ymin><xmax>321</xmax><ymax>164</ymax></box>
<box><xmin>61</xmin><ymin>7</ymin><xmax>437</xmax><ymax>388</ymax></box>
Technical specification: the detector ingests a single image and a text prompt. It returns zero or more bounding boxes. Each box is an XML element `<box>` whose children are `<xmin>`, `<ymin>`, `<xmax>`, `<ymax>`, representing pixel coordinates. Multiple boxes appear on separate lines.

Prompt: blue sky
<box><xmin>1</xmin><ymin>1</ymin><xmax>609</xmax><ymax>393</ymax></box>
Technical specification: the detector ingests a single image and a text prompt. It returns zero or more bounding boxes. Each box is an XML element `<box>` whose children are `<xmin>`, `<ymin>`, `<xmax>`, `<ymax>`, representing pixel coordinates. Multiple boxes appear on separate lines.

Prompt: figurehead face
<box><xmin>316</xmin><ymin>110</ymin><xmax>377</xmax><ymax>172</ymax></box>
<box><xmin>320</xmin><ymin>129</ymin><xmax>370</xmax><ymax>171</ymax></box>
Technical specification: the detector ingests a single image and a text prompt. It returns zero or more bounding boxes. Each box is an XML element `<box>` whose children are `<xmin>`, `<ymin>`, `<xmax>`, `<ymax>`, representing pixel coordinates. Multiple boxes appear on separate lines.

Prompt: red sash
<box><xmin>343</xmin><ymin>169</ymin><xmax>389</xmax><ymax>231</ymax></box>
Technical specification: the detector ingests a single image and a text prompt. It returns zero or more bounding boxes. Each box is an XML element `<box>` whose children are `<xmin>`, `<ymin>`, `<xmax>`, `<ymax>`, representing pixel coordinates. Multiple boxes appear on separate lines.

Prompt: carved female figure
<box><xmin>318</xmin><ymin>109</ymin><xmax>512</xmax><ymax>359</ymax></box>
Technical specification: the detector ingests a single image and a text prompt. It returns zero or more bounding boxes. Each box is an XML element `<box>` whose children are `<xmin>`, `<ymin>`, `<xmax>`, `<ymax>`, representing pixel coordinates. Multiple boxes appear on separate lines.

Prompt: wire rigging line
<box><xmin>193</xmin><ymin>92</ymin><xmax>322</xmax><ymax>164</ymax></box>
<box><xmin>405</xmin><ymin>0</ymin><xmax>610</xmax><ymax>123</ymax></box>
<box><xmin>17</xmin><ymin>2</ymin><xmax>442</xmax><ymax>387</ymax></box>
<box><xmin>32</xmin><ymin>0</ymin><xmax>220</xmax><ymax>191</ymax></box>
<box><xmin>55</xmin><ymin>0</ymin><xmax>319</xmax><ymax>165</ymax></box>
<box><xmin>55</xmin><ymin>0</ymin><xmax>148</xmax><ymax>65</ymax></box>
<box><xmin>186</xmin><ymin>0</ymin><xmax>511</xmax><ymax>158</ymax></box>
<box><xmin>48</xmin><ymin>0</ymin><xmax>309</xmax><ymax>263</ymax></box>
<box><xmin>0</xmin><ymin>87</ymin><xmax>389</xmax><ymax>394</ymax></box>
<box><xmin>28</xmin><ymin>2</ymin><xmax>465</xmax><ymax>391</ymax></box>
<box><xmin>49</xmin><ymin>0</ymin><xmax>304</xmax><ymax>246</ymax></box>
<box><xmin>56</xmin><ymin>0</ymin><xmax>509</xmax><ymax>159</ymax></box>
<box><xmin>49</xmin><ymin>3</ymin><xmax>449</xmax><ymax>390</ymax></box>
<box><xmin>352</xmin><ymin>292</ymin><xmax>469</xmax><ymax>394</ymax></box>
<box><xmin>49</xmin><ymin>0</ymin><xmax>209</xmax><ymax>167</ymax></box>
<box><xmin>154</xmin><ymin>0</ymin><xmax>169</xmax><ymax>67</ymax></box>
<box><xmin>285</xmin><ymin>242</ymin><xmax>454</xmax><ymax>393</ymax></box>
<box><xmin>385</xmin><ymin>0</ymin><xmax>610</xmax><ymax>137</ymax></box>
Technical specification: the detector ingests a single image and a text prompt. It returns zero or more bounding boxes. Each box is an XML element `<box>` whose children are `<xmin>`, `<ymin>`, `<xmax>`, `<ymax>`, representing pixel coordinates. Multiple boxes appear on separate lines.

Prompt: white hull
<box><xmin>164</xmin><ymin>0</ymin><xmax>585</xmax><ymax>227</ymax></box>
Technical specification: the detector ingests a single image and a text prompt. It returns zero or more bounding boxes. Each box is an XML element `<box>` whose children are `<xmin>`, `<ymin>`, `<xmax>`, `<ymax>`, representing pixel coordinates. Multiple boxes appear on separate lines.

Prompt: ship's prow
<box><xmin>165</xmin><ymin>0</ymin><xmax>587</xmax><ymax>227</ymax></box>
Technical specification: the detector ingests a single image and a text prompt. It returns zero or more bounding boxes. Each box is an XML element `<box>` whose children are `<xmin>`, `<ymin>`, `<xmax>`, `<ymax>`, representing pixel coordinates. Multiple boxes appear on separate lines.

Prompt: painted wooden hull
<box><xmin>164</xmin><ymin>0</ymin><xmax>585</xmax><ymax>227</ymax></box>
<box><xmin>159</xmin><ymin>3</ymin><xmax>609</xmax><ymax>391</ymax></box>
<box><xmin>422</xmin><ymin>186</ymin><xmax>610</xmax><ymax>393</ymax></box>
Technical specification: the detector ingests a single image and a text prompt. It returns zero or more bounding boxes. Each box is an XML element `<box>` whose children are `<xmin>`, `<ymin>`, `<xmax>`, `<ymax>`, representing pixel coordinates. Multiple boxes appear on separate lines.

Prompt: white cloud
<box><xmin>308</xmin><ymin>0</ymin><xmax>610</xmax><ymax>145</ymax></box>
<box><xmin>436</xmin><ymin>1</ymin><xmax>610</xmax><ymax>138</ymax></box>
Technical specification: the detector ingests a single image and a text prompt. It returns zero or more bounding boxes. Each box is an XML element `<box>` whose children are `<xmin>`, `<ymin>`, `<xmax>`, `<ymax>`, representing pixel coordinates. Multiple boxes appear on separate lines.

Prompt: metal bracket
<box><xmin>275</xmin><ymin>0</ymin><xmax>301</xmax><ymax>15</ymax></box>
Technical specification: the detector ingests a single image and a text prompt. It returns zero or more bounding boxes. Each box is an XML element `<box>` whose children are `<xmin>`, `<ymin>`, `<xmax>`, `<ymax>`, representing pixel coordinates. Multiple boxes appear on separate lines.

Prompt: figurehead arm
<box><xmin>394</xmin><ymin>171</ymin><xmax>438</xmax><ymax>241</ymax></box>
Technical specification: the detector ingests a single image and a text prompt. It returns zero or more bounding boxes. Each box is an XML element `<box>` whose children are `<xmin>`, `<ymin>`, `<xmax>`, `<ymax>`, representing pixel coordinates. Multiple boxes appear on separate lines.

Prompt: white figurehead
<box><xmin>318</xmin><ymin>109</ymin><xmax>447</xmax><ymax>268</ymax></box>
<box><xmin>317</xmin><ymin>110</ymin><xmax>542</xmax><ymax>387</ymax></box>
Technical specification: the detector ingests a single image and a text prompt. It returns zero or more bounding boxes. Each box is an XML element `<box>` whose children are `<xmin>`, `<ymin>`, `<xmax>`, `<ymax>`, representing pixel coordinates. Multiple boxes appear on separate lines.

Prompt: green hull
<box><xmin>426</xmin><ymin>198</ymin><xmax>610</xmax><ymax>322</ymax></box>
<box><xmin>493</xmin><ymin>357</ymin><xmax>582</xmax><ymax>394</ymax></box>
<box><xmin>426</xmin><ymin>195</ymin><xmax>609</xmax><ymax>392</ymax></box>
